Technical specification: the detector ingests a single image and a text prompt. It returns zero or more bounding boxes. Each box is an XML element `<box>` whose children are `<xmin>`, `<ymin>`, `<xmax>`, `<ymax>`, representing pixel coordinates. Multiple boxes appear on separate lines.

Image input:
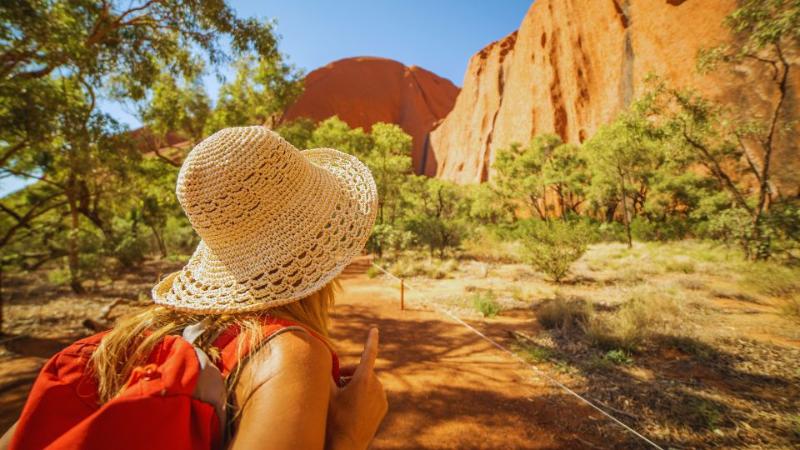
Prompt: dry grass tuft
<box><xmin>536</xmin><ymin>294</ymin><xmax>592</xmax><ymax>331</ymax></box>
<box><xmin>585</xmin><ymin>286</ymin><xmax>685</xmax><ymax>352</ymax></box>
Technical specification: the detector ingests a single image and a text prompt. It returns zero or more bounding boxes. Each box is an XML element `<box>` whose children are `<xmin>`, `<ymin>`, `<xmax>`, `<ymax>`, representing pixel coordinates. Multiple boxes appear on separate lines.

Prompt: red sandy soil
<box><xmin>331</xmin><ymin>258</ymin><xmax>635</xmax><ymax>449</ymax></box>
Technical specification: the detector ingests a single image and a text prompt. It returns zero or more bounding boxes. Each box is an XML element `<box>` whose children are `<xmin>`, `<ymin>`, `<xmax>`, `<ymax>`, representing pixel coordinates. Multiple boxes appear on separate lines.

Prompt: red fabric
<box><xmin>9</xmin><ymin>317</ymin><xmax>340</xmax><ymax>450</ymax></box>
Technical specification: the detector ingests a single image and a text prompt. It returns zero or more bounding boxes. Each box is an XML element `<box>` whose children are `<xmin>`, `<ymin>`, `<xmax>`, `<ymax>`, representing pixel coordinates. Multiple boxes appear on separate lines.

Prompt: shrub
<box><xmin>113</xmin><ymin>234</ymin><xmax>149</xmax><ymax>268</ymax></box>
<box><xmin>387</xmin><ymin>256</ymin><xmax>458</xmax><ymax>279</ymax></box>
<box><xmin>472</xmin><ymin>291</ymin><xmax>501</xmax><ymax>318</ymax></box>
<box><xmin>367</xmin><ymin>223</ymin><xmax>413</xmax><ymax>257</ymax></box>
<box><xmin>515</xmin><ymin>343</ymin><xmax>555</xmax><ymax>363</ymax></box>
<box><xmin>536</xmin><ymin>295</ymin><xmax>591</xmax><ymax>331</ymax></box>
<box><xmin>585</xmin><ymin>287</ymin><xmax>683</xmax><ymax>352</ymax></box>
<box><xmin>520</xmin><ymin>220</ymin><xmax>592</xmax><ymax>283</ymax></box>
<box><xmin>665</xmin><ymin>259</ymin><xmax>696</xmax><ymax>274</ymax></box>
<box><xmin>603</xmin><ymin>349</ymin><xmax>634</xmax><ymax>365</ymax></box>
<box><xmin>462</xmin><ymin>229</ymin><xmax>524</xmax><ymax>263</ymax></box>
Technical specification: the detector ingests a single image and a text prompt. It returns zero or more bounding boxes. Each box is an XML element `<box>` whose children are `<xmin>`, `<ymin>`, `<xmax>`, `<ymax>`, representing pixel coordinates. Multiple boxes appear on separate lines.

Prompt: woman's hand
<box><xmin>327</xmin><ymin>328</ymin><xmax>388</xmax><ymax>450</ymax></box>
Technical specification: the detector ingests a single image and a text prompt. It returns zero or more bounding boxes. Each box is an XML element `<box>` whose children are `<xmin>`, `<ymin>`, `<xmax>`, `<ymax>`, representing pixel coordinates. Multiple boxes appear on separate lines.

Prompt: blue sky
<box><xmin>2</xmin><ymin>0</ymin><xmax>530</xmax><ymax>196</ymax></box>
<box><xmin>103</xmin><ymin>0</ymin><xmax>530</xmax><ymax>127</ymax></box>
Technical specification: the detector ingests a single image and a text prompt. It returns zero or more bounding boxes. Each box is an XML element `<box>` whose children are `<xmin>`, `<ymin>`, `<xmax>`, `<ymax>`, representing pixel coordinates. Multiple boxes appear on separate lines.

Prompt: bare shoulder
<box><xmin>262</xmin><ymin>329</ymin><xmax>332</xmax><ymax>373</ymax></box>
<box><xmin>234</xmin><ymin>329</ymin><xmax>332</xmax><ymax>404</ymax></box>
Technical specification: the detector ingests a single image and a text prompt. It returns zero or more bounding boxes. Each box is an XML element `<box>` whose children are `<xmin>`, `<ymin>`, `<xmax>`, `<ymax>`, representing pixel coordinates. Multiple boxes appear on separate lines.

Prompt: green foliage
<box><xmin>367</xmin><ymin>224</ymin><xmax>413</xmax><ymax>257</ymax></box>
<box><xmin>205</xmin><ymin>55</ymin><xmax>303</xmax><ymax>132</ymax></box>
<box><xmin>603</xmin><ymin>349</ymin><xmax>634</xmax><ymax>366</ymax></box>
<box><xmin>366</xmin><ymin>123</ymin><xmax>413</xmax><ymax>228</ymax></box>
<box><xmin>521</xmin><ymin>220</ymin><xmax>592</xmax><ymax>283</ymax></box>
<box><xmin>275</xmin><ymin>118</ymin><xmax>316</xmax><ymax>149</ymax></box>
<box><xmin>515</xmin><ymin>343</ymin><xmax>555</xmax><ymax>363</ymax></box>
<box><xmin>471</xmin><ymin>291</ymin><xmax>501</xmax><ymax>318</ymax></box>
<box><xmin>386</xmin><ymin>257</ymin><xmax>458</xmax><ymax>279</ymax></box>
<box><xmin>308</xmin><ymin>116</ymin><xmax>372</xmax><ymax>157</ymax></box>
<box><xmin>402</xmin><ymin>176</ymin><xmax>471</xmax><ymax>258</ymax></box>
<box><xmin>493</xmin><ymin>134</ymin><xmax>587</xmax><ymax>220</ymax></box>
<box><xmin>0</xmin><ymin>0</ymin><xmax>288</xmax><ymax>290</ymax></box>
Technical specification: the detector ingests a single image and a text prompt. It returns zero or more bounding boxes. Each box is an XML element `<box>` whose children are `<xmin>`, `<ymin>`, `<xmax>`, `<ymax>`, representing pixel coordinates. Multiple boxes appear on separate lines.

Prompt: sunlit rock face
<box><xmin>429</xmin><ymin>0</ymin><xmax>799</xmax><ymax>194</ymax></box>
<box><xmin>282</xmin><ymin>56</ymin><xmax>460</xmax><ymax>175</ymax></box>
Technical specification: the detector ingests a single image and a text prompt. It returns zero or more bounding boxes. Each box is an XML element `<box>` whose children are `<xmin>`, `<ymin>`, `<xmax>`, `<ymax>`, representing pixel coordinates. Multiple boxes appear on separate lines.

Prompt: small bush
<box><xmin>585</xmin><ymin>287</ymin><xmax>684</xmax><ymax>352</ymax></box>
<box><xmin>665</xmin><ymin>260</ymin><xmax>696</xmax><ymax>274</ymax></box>
<box><xmin>366</xmin><ymin>266</ymin><xmax>381</xmax><ymax>279</ymax></box>
<box><xmin>472</xmin><ymin>292</ymin><xmax>501</xmax><ymax>318</ymax></box>
<box><xmin>515</xmin><ymin>343</ymin><xmax>555</xmax><ymax>363</ymax></box>
<box><xmin>521</xmin><ymin>220</ymin><xmax>592</xmax><ymax>283</ymax></box>
<box><xmin>113</xmin><ymin>234</ymin><xmax>149</xmax><ymax>268</ymax></box>
<box><xmin>679</xmin><ymin>278</ymin><xmax>706</xmax><ymax>291</ymax></box>
<box><xmin>604</xmin><ymin>349</ymin><xmax>634</xmax><ymax>365</ymax></box>
<box><xmin>683</xmin><ymin>398</ymin><xmax>724</xmax><ymax>430</ymax></box>
<box><xmin>388</xmin><ymin>256</ymin><xmax>458</xmax><ymax>279</ymax></box>
<box><xmin>462</xmin><ymin>231</ymin><xmax>524</xmax><ymax>263</ymax></box>
<box><xmin>537</xmin><ymin>295</ymin><xmax>591</xmax><ymax>331</ymax></box>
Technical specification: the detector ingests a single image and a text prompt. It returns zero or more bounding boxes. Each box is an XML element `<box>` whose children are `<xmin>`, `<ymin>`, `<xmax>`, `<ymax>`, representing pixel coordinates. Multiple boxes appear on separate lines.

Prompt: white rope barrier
<box><xmin>370</xmin><ymin>262</ymin><xmax>665</xmax><ymax>450</ymax></box>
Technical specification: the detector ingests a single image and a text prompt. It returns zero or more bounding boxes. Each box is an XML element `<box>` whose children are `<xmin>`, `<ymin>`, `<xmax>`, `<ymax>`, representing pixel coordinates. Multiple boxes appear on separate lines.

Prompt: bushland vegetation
<box><xmin>1</xmin><ymin>0</ymin><xmax>797</xmax><ymax>327</ymax></box>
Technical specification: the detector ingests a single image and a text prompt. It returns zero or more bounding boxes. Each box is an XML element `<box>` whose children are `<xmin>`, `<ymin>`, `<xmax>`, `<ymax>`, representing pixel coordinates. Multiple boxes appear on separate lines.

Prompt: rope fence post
<box><xmin>400</xmin><ymin>278</ymin><xmax>405</xmax><ymax>311</ymax></box>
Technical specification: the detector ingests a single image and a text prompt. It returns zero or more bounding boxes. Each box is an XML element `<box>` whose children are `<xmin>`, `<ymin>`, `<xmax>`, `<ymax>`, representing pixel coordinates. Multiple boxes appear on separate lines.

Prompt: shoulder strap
<box><xmin>211</xmin><ymin>316</ymin><xmax>338</xmax><ymax>379</ymax></box>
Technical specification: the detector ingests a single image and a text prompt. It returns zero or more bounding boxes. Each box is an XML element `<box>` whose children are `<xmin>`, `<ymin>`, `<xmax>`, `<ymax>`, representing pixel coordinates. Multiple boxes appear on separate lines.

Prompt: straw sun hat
<box><xmin>152</xmin><ymin>126</ymin><xmax>378</xmax><ymax>313</ymax></box>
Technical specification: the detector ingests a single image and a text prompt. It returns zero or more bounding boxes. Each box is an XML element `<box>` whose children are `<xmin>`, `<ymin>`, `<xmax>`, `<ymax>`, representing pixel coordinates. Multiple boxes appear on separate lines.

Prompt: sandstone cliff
<box><xmin>429</xmin><ymin>0</ymin><xmax>799</xmax><ymax>192</ymax></box>
<box><xmin>282</xmin><ymin>57</ymin><xmax>459</xmax><ymax>174</ymax></box>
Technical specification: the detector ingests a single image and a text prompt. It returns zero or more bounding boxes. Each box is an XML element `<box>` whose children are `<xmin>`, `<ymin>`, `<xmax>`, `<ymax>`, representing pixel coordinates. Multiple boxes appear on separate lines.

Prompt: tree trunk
<box><xmin>619</xmin><ymin>169</ymin><xmax>633</xmax><ymax>249</ymax></box>
<box><xmin>0</xmin><ymin>264</ymin><xmax>4</xmax><ymax>336</ymax></box>
<box><xmin>150</xmin><ymin>225</ymin><xmax>167</xmax><ymax>258</ymax></box>
<box><xmin>66</xmin><ymin>180</ymin><xmax>85</xmax><ymax>294</ymax></box>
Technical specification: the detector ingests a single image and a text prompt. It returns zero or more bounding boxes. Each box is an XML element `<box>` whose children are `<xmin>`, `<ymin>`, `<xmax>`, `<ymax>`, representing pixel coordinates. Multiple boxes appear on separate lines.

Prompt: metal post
<box><xmin>400</xmin><ymin>278</ymin><xmax>405</xmax><ymax>311</ymax></box>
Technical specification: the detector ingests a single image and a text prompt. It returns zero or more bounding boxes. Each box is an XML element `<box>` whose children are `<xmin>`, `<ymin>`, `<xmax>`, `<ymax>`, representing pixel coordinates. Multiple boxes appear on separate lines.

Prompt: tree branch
<box><xmin>0</xmin><ymin>168</ymin><xmax>64</xmax><ymax>190</ymax></box>
<box><xmin>679</xmin><ymin>121</ymin><xmax>752</xmax><ymax>214</ymax></box>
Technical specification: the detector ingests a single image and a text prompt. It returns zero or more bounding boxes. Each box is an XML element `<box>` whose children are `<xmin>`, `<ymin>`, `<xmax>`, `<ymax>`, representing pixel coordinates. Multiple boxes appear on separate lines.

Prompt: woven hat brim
<box><xmin>152</xmin><ymin>148</ymin><xmax>378</xmax><ymax>314</ymax></box>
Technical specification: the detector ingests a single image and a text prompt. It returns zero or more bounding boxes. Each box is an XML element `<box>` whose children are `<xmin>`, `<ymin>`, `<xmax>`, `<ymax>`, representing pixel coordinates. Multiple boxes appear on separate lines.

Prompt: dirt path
<box><xmin>332</xmin><ymin>259</ymin><xmax>635</xmax><ymax>449</ymax></box>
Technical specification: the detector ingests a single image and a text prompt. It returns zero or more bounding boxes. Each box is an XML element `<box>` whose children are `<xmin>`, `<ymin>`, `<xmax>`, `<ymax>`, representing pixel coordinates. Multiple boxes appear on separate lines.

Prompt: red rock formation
<box><xmin>429</xmin><ymin>0</ymin><xmax>799</xmax><ymax>192</ymax></box>
<box><xmin>282</xmin><ymin>57</ymin><xmax>460</xmax><ymax>174</ymax></box>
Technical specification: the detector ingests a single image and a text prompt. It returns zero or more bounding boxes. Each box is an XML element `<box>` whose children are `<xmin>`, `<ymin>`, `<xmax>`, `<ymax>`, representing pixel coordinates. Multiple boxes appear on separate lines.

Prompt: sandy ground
<box><xmin>332</xmin><ymin>258</ymin><xmax>636</xmax><ymax>449</ymax></box>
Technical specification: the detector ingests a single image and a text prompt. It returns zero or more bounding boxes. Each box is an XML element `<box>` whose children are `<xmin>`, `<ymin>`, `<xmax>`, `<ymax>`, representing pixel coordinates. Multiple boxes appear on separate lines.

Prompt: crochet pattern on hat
<box><xmin>152</xmin><ymin>126</ymin><xmax>378</xmax><ymax>313</ymax></box>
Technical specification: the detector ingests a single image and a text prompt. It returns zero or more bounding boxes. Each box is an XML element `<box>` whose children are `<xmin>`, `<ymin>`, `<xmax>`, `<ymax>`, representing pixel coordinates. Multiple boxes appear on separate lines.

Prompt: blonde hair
<box><xmin>91</xmin><ymin>278</ymin><xmax>339</xmax><ymax>404</ymax></box>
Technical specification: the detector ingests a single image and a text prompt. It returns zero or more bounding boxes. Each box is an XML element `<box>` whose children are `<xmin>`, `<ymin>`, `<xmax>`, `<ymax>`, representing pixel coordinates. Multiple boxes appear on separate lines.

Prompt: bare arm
<box><xmin>229</xmin><ymin>330</ymin><xmax>332</xmax><ymax>450</ymax></box>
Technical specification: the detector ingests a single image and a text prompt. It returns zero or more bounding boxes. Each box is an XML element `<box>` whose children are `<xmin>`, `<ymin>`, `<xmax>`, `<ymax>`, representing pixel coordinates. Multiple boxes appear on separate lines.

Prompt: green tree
<box><xmin>139</xmin><ymin>72</ymin><xmax>211</xmax><ymax>166</ymax></box>
<box><xmin>1</xmin><ymin>0</ymin><xmax>284</xmax><ymax>292</ymax></box>
<box><xmin>205</xmin><ymin>55</ymin><xmax>303</xmax><ymax>133</ymax></box>
<box><xmin>687</xmin><ymin>0</ymin><xmax>800</xmax><ymax>259</ymax></box>
<box><xmin>308</xmin><ymin>116</ymin><xmax>372</xmax><ymax>157</ymax></box>
<box><xmin>366</xmin><ymin>123</ymin><xmax>413</xmax><ymax>226</ymax></box>
<box><xmin>584</xmin><ymin>93</ymin><xmax>667</xmax><ymax>248</ymax></box>
<box><xmin>275</xmin><ymin>118</ymin><xmax>316</xmax><ymax>149</ymax></box>
<box><xmin>521</xmin><ymin>220</ymin><xmax>592</xmax><ymax>283</ymax></box>
<box><xmin>493</xmin><ymin>134</ymin><xmax>563</xmax><ymax>220</ymax></box>
<box><xmin>402</xmin><ymin>176</ymin><xmax>471</xmax><ymax>258</ymax></box>
<box><xmin>541</xmin><ymin>142</ymin><xmax>589</xmax><ymax>218</ymax></box>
